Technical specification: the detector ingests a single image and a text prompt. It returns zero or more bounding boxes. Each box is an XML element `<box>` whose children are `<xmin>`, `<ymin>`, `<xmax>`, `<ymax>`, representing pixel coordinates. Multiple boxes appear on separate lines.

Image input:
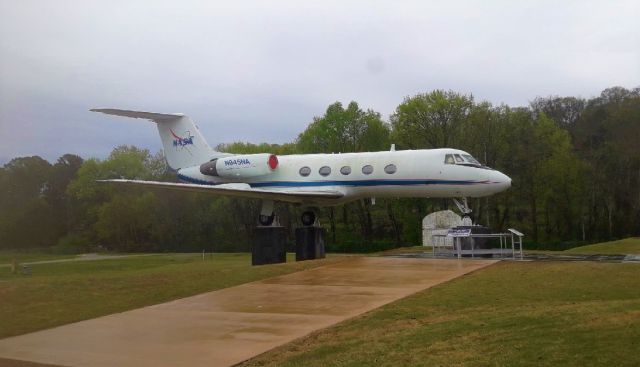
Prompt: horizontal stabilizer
<box><xmin>91</xmin><ymin>108</ymin><xmax>215</xmax><ymax>170</ymax></box>
<box><xmin>90</xmin><ymin>109</ymin><xmax>184</xmax><ymax>121</ymax></box>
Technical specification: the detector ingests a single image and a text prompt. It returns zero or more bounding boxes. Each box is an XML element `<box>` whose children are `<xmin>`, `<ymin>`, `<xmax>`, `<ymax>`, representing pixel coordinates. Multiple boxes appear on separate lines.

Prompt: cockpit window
<box><xmin>444</xmin><ymin>154</ymin><xmax>455</xmax><ymax>164</ymax></box>
<box><xmin>462</xmin><ymin>154</ymin><xmax>481</xmax><ymax>165</ymax></box>
<box><xmin>446</xmin><ymin>152</ymin><xmax>486</xmax><ymax>168</ymax></box>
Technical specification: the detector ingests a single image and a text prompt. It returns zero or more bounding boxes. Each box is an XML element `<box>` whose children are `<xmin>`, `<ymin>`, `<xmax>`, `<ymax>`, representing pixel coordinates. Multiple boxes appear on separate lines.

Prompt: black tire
<box><xmin>301</xmin><ymin>211</ymin><xmax>316</xmax><ymax>226</ymax></box>
<box><xmin>258</xmin><ymin>214</ymin><xmax>275</xmax><ymax>226</ymax></box>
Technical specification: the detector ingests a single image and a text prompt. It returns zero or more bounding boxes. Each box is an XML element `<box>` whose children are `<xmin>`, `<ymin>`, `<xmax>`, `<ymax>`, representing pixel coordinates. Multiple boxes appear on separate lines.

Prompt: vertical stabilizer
<box><xmin>91</xmin><ymin>108</ymin><xmax>217</xmax><ymax>170</ymax></box>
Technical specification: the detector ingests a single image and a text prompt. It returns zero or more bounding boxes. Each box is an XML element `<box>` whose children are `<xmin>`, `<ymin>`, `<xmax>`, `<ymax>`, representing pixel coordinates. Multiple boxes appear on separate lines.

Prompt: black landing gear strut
<box><xmin>453</xmin><ymin>197</ymin><xmax>473</xmax><ymax>224</ymax></box>
<box><xmin>258</xmin><ymin>200</ymin><xmax>276</xmax><ymax>226</ymax></box>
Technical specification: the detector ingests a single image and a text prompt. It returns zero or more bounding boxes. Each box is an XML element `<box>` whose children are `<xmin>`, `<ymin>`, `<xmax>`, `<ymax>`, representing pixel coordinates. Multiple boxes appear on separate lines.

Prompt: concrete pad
<box><xmin>0</xmin><ymin>257</ymin><xmax>496</xmax><ymax>367</ymax></box>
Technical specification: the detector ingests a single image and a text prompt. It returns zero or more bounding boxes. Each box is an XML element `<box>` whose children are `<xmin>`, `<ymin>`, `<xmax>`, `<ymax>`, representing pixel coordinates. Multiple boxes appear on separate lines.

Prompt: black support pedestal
<box><xmin>295</xmin><ymin>227</ymin><xmax>326</xmax><ymax>261</ymax></box>
<box><xmin>252</xmin><ymin>226</ymin><xmax>287</xmax><ymax>265</ymax></box>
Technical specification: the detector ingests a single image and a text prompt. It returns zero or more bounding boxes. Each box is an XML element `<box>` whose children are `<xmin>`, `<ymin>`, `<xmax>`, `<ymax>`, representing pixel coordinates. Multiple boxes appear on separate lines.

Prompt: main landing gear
<box><xmin>258</xmin><ymin>200</ymin><xmax>276</xmax><ymax>226</ymax></box>
<box><xmin>259</xmin><ymin>211</ymin><xmax>317</xmax><ymax>227</ymax></box>
<box><xmin>254</xmin><ymin>200</ymin><xmax>324</xmax><ymax>265</ymax></box>
<box><xmin>257</xmin><ymin>200</ymin><xmax>317</xmax><ymax>227</ymax></box>
<box><xmin>300</xmin><ymin>210</ymin><xmax>317</xmax><ymax>227</ymax></box>
<box><xmin>258</xmin><ymin>213</ymin><xmax>275</xmax><ymax>226</ymax></box>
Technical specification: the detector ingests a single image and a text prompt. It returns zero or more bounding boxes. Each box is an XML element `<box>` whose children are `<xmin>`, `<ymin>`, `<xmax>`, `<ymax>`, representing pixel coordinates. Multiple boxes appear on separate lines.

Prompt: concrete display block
<box><xmin>295</xmin><ymin>227</ymin><xmax>325</xmax><ymax>261</ymax></box>
<box><xmin>422</xmin><ymin>210</ymin><xmax>462</xmax><ymax>247</ymax></box>
<box><xmin>252</xmin><ymin>226</ymin><xmax>287</xmax><ymax>265</ymax></box>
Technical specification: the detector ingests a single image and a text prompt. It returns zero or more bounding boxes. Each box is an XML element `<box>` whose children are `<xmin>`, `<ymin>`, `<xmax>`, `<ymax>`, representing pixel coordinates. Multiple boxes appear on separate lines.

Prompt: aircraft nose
<box><xmin>497</xmin><ymin>171</ymin><xmax>511</xmax><ymax>190</ymax></box>
<box><xmin>489</xmin><ymin>170</ymin><xmax>511</xmax><ymax>191</ymax></box>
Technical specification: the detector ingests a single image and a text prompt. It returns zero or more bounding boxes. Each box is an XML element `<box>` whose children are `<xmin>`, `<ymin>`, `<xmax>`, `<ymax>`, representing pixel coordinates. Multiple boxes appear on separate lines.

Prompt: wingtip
<box><xmin>96</xmin><ymin>179</ymin><xmax>128</xmax><ymax>183</ymax></box>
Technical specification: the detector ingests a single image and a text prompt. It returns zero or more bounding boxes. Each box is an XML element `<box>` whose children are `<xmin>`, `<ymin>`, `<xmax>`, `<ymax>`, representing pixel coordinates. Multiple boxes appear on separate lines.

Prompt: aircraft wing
<box><xmin>97</xmin><ymin>179</ymin><xmax>344</xmax><ymax>204</ymax></box>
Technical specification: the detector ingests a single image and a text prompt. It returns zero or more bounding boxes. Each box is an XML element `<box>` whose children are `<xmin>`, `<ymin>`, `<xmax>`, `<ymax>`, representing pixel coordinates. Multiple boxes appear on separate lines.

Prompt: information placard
<box><xmin>447</xmin><ymin>228</ymin><xmax>471</xmax><ymax>237</ymax></box>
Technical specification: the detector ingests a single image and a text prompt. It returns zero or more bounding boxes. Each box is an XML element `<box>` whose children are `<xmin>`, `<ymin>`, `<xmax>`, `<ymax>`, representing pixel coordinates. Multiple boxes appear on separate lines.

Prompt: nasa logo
<box><xmin>170</xmin><ymin>129</ymin><xmax>194</xmax><ymax>148</ymax></box>
<box><xmin>224</xmin><ymin>158</ymin><xmax>251</xmax><ymax>166</ymax></box>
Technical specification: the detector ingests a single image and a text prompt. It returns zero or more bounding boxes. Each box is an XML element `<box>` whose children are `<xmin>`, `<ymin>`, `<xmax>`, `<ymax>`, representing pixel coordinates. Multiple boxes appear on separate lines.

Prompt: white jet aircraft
<box><xmin>91</xmin><ymin>109</ymin><xmax>511</xmax><ymax>226</ymax></box>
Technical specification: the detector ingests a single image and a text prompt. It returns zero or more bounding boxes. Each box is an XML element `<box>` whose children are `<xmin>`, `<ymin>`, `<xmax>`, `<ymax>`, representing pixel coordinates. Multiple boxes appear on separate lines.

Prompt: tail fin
<box><xmin>91</xmin><ymin>108</ymin><xmax>218</xmax><ymax>170</ymax></box>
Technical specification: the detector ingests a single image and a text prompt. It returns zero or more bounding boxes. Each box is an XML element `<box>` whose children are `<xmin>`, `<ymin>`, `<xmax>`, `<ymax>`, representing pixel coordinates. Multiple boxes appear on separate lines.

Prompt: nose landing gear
<box><xmin>453</xmin><ymin>197</ymin><xmax>473</xmax><ymax>225</ymax></box>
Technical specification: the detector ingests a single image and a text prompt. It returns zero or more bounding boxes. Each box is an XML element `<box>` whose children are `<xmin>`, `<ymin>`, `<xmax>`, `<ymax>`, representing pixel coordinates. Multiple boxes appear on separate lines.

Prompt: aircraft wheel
<box><xmin>258</xmin><ymin>214</ymin><xmax>275</xmax><ymax>226</ymax></box>
<box><xmin>301</xmin><ymin>211</ymin><xmax>316</xmax><ymax>226</ymax></box>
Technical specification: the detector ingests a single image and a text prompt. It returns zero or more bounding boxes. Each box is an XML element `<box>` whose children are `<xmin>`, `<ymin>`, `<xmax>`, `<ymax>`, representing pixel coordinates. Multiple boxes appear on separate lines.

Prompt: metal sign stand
<box><xmin>432</xmin><ymin>228</ymin><xmax>525</xmax><ymax>260</ymax></box>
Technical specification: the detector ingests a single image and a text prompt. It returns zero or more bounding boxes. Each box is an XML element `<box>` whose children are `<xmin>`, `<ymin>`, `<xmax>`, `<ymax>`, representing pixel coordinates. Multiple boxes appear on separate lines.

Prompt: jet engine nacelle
<box><xmin>200</xmin><ymin>153</ymin><xmax>278</xmax><ymax>178</ymax></box>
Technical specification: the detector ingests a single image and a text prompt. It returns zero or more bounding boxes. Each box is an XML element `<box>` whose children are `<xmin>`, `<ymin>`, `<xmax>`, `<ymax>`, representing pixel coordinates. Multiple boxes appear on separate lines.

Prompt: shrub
<box><xmin>52</xmin><ymin>234</ymin><xmax>91</xmax><ymax>254</ymax></box>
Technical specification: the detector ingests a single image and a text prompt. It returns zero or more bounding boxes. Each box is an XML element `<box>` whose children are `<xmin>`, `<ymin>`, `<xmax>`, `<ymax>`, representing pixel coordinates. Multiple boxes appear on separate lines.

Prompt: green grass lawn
<box><xmin>564</xmin><ymin>237</ymin><xmax>640</xmax><ymax>254</ymax></box>
<box><xmin>0</xmin><ymin>253</ymin><xmax>344</xmax><ymax>338</ymax></box>
<box><xmin>242</xmin><ymin>261</ymin><xmax>640</xmax><ymax>367</ymax></box>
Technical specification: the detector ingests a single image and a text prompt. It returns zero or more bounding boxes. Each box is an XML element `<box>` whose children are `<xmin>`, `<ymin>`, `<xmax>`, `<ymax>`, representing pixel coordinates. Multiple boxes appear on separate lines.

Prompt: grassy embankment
<box><xmin>381</xmin><ymin>238</ymin><xmax>640</xmax><ymax>256</ymax></box>
<box><xmin>564</xmin><ymin>237</ymin><xmax>640</xmax><ymax>254</ymax></box>
<box><xmin>0</xmin><ymin>253</ymin><xmax>344</xmax><ymax>338</ymax></box>
<box><xmin>243</xmin><ymin>259</ymin><xmax>640</xmax><ymax>367</ymax></box>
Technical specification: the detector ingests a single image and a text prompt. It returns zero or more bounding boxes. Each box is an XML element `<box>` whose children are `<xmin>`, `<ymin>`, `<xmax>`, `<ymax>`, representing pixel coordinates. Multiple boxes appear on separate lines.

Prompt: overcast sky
<box><xmin>1</xmin><ymin>0</ymin><xmax>638</xmax><ymax>164</ymax></box>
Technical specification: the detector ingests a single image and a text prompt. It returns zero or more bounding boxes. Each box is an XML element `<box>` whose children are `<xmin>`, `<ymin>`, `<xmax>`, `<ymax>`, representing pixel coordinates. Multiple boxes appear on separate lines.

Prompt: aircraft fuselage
<box><xmin>177</xmin><ymin>148</ymin><xmax>511</xmax><ymax>206</ymax></box>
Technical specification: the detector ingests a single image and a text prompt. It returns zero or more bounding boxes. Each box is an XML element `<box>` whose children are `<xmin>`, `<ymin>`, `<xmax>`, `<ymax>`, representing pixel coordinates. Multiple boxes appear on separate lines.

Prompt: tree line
<box><xmin>1</xmin><ymin>86</ymin><xmax>638</xmax><ymax>253</ymax></box>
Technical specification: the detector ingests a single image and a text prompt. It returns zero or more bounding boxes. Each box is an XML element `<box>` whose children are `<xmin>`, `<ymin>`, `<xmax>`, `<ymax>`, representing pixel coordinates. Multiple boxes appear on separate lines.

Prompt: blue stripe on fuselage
<box><xmin>177</xmin><ymin>174</ymin><xmax>217</xmax><ymax>185</ymax></box>
<box><xmin>250</xmin><ymin>179</ymin><xmax>482</xmax><ymax>187</ymax></box>
<box><xmin>176</xmin><ymin>174</ymin><xmax>485</xmax><ymax>187</ymax></box>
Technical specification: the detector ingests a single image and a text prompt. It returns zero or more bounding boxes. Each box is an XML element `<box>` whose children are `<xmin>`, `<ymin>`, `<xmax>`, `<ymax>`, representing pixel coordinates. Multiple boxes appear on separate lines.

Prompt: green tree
<box><xmin>530</xmin><ymin>96</ymin><xmax>586</xmax><ymax>130</ymax></box>
<box><xmin>67</xmin><ymin>146</ymin><xmax>165</xmax><ymax>250</ymax></box>
<box><xmin>571</xmin><ymin>88</ymin><xmax>640</xmax><ymax>239</ymax></box>
<box><xmin>43</xmin><ymin>154</ymin><xmax>84</xmax><ymax>236</ymax></box>
<box><xmin>297</xmin><ymin>101</ymin><xmax>390</xmax><ymax>153</ymax></box>
<box><xmin>390</xmin><ymin>90</ymin><xmax>474</xmax><ymax>149</ymax></box>
<box><xmin>0</xmin><ymin>156</ymin><xmax>56</xmax><ymax>249</ymax></box>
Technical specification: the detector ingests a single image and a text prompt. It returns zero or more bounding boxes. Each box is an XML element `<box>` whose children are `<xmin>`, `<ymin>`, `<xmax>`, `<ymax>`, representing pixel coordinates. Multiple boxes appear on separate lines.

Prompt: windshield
<box><xmin>462</xmin><ymin>154</ymin><xmax>481</xmax><ymax>165</ymax></box>
<box><xmin>444</xmin><ymin>152</ymin><xmax>485</xmax><ymax>167</ymax></box>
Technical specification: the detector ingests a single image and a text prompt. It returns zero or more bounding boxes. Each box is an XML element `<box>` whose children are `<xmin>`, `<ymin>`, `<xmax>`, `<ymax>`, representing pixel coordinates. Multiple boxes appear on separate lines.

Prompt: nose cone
<box><xmin>488</xmin><ymin>170</ymin><xmax>511</xmax><ymax>192</ymax></box>
<box><xmin>495</xmin><ymin>171</ymin><xmax>511</xmax><ymax>191</ymax></box>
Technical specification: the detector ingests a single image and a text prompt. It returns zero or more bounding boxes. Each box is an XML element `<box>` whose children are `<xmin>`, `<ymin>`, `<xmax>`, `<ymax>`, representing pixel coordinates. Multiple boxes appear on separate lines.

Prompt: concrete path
<box><xmin>0</xmin><ymin>257</ymin><xmax>496</xmax><ymax>367</ymax></box>
<box><xmin>0</xmin><ymin>254</ymin><xmax>156</xmax><ymax>268</ymax></box>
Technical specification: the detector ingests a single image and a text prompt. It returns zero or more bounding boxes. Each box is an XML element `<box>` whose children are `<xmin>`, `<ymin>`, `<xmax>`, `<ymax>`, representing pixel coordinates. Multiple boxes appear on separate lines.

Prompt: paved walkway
<box><xmin>0</xmin><ymin>254</ymin><xmax>156</xmax><ymax>268</ymax></box>
<box><xmin>0</xmin><ymin>257</ymin><xmax>496</xmax><ymax>367</ymax></box>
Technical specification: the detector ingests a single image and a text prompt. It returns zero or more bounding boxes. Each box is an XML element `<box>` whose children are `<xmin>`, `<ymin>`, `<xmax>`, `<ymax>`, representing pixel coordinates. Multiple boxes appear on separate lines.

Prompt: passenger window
<box><xmin>319</xmin><ymin>166</ymin><xmax>331</xmax><ymax>176</ymax></box>
<box><xmin>299</xmin><ymin>166</ymin><xmax>311</xmax><ymax>177</ymax></box>
<box><xmin>362</xmin><ymin>165</ymin><xmax>374</xmax><ymax>175</ymax></box>
<box><xmin>384</xmin><ymin>164</ymin><xmax>397</xmax><ymax>174</ymax></box>
<box><xmin>454</xmin><ymin>154</ymin><xmax>464</xmax><ymax>163</ymax></box>
<box><xmin>445</xmin><ymin>154</ymin><xmax>455</xmax><ymax>164</ymax></box>
<box><xmin>340</xmin><ymin>166</ymin><xmax>351</xmax><ymax>175</ymax></box>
